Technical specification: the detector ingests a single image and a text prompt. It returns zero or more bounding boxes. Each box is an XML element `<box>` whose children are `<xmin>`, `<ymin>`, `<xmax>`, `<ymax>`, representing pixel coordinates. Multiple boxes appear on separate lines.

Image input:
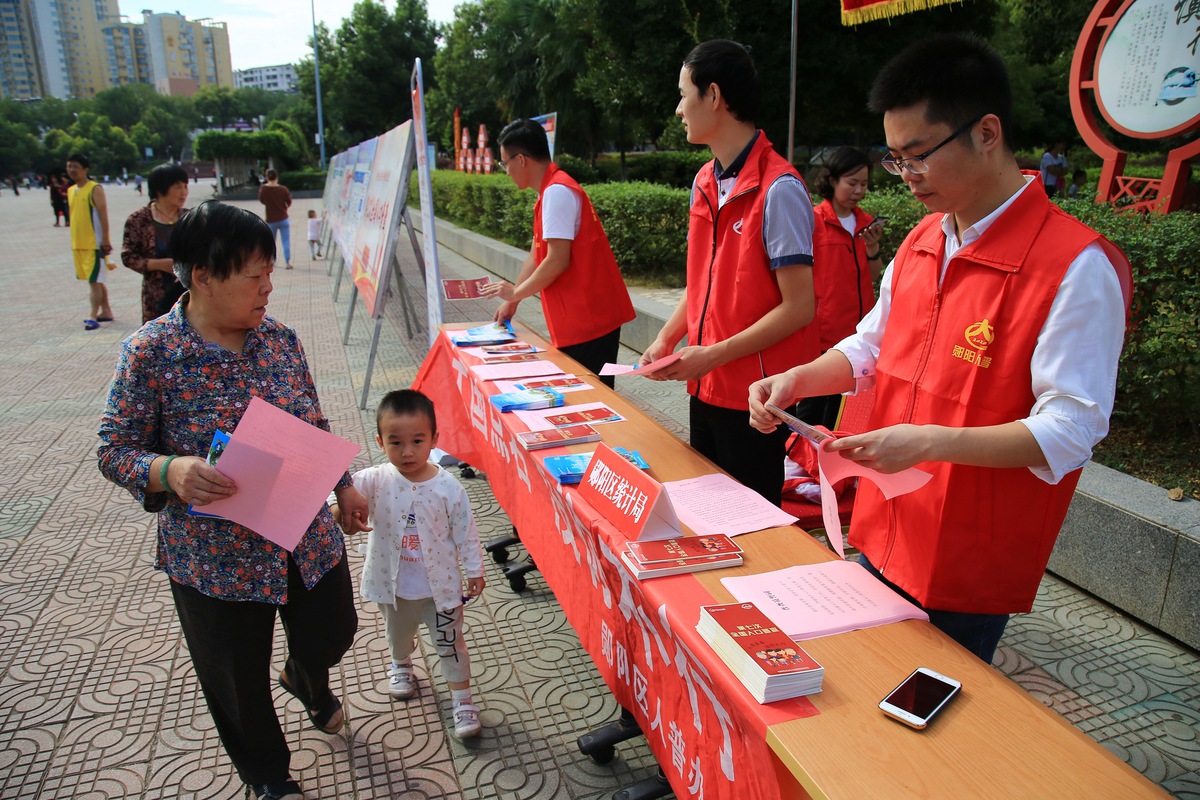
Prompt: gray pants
<box><xmin>380</xmin><ymin>597</ymin><xmax>470</xmax><ymax>683</ymax></box>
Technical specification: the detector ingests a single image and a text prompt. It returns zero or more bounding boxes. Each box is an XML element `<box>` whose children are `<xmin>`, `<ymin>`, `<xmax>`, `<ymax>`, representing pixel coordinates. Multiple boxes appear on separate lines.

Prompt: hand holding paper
<box><xmin>599</xmin><ymin>352</ymin><xmax>682</xmax><ymax>377</ymax></box>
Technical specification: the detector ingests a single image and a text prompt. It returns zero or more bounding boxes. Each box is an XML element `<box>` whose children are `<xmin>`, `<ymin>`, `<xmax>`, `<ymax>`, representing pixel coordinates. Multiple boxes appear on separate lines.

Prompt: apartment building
<box><xmin>234</xmin><ymin>63</ymin><xmax>297</xmax><ymax>93</ymax></box>
<box><xmin>0</xmin><ymin>2</ymin><xmax>231</xmax><ymax>100</ymax></box>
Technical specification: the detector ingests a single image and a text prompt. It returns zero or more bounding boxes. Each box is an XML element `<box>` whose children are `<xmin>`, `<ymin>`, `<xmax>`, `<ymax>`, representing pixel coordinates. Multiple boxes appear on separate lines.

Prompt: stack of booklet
<box><xmin>697</xmin><ymin>602</ymin><xmax>825</xmax><ymax>703</ymax></box>
<box><xmin>448</xmin><ymin>321</ymin><xmax>517</xmax><ymax>347</ymax></box>
<box><xmin>543</xmin><ymin>447</ymin><xmax>648</xmax><ymax>485</ymax></box>
<box><xmin>620</xmin><ymin>534</ymin><xmax>743</xmax><ymax>579</ymax></box>
<box><xmin>489</xmin><ymin>386</ymin><xmax>565</xmax><ymax>412</ymax></box>
<box><xmin>517</xmin><ymin>424</ymin><xmax>601</xmax><ymax>451</ymax></box>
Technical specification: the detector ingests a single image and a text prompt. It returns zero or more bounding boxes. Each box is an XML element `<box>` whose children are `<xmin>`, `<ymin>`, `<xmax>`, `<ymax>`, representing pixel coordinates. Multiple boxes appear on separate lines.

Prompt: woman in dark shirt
<box><xmin>98</xmin><ymin>201</ymin><xmax>369</xmax><ymax>800</ymax></box>
<box><xmin>121</xmin><ymin>164</ymin><xmax>190</xmax><ymax>323</ymax></box>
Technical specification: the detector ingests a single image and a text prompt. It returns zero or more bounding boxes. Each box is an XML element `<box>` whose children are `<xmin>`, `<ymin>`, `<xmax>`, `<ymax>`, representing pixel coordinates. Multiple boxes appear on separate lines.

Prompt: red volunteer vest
<box><xmin>686</xmin><ymin>133</ymin><xmax>820</xmax><ymax>409</ymax></box>
<box><xmin>812</xmin><ymin>201</ymin><xmax>876</xmax><ymax>352</ymax></box>
<box><xmin>850</xmin><ymin>178</ymin><xmax>1131</xmax><ymax>614</ymax></box>
<box><xmin>533</xmin><ymin>164</ymin><xmax>635</xmax><ymax>349</ymax></box>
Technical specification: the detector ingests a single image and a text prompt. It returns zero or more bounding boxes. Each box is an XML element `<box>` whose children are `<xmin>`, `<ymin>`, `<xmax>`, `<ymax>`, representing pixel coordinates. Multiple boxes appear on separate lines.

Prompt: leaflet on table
<box><xmin>492</xmin><ymin>375</ymin><xmax>591</xmax><ymax>395</ymax></box>
<box><xmin>440</xmin><ymin>277</ymin><xmax>491</xmax><ymax>300</ymax></box>
<box><xmin>516</xmin><ymin>424</ymin><xmax>601</xmax><ymax>450</ymax></box>
<box><xmin>489</xmin><ymin>386</ymin><xmax>565</xmax><ymax>412</ymax></box>
<box><xmin>721</xmin><ymin>559</ymin><xmax>929</xmax><ymax>640</ymax></box>
<box><xmin>662</xmin><ymin>473</ymin><xmax>797</xmax><ymax>537</ymax></box>
<box><xmin>598</xmin><ymin>351</ymin><xmax>683</xmax><ymax>377</ymax></box>
<box><xmin>468</xmin><ymin>360</ymin><xmax>566</xmax><ymax>381</ymax></box>
<box><xmin>697</xmin><ymin>602</ymin><xmax>824</xmax><ymax>703</ymax></box>
<box><xmin>512</xmin><ymin>402</ymin><xmax>626</xmax><ymax>431</ymax></box>
<box><xmin>187</xmin><ymin>429</ymin><xmax>231</xmax><ymax>519</ymax></box>
<box><xmin>447</xmin><ymin>320</ymin><xmax>516</xmax><ymax>346</ymax></box>
<box><xmin>456</xmin><ymin>342</ymin><xmax>543</xmax><ymax>361</ymax></box>
<box><xmin>542</xmin><ymin>447</ymin><xmax>648</xmax><ymax>485</ymax></box>
<box><xmin>197</xmin><ymin>397</ymin><xmax>360</xmax><ymax>552</ymax></box>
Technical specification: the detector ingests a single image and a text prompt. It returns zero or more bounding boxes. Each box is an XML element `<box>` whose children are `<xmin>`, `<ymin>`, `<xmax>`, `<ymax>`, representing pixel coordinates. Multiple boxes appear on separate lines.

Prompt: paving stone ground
<box><xmin>0</xmin><ymin>181</ymin><xmax>1196</xmax><ymax>799</ymax></box>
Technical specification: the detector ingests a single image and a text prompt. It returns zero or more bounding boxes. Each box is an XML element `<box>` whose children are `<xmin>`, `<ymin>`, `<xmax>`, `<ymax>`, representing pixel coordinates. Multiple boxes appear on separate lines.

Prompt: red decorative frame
<box><xmin>1069</xmin><ymin>0</ymin><xmax>1200</xmax><ymax>212</ymax></box>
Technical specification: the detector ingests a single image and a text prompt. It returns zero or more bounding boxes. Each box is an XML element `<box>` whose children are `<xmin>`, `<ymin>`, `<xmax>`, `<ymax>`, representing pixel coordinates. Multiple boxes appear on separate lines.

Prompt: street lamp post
<box><xmin>311</xmin><ymin>0</ymin><xmax>327</xmax><ymax>170</ymax></box>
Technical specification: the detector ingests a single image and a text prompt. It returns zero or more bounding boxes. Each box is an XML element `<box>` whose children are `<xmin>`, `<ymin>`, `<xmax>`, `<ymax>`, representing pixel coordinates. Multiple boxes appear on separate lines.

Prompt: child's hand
<box><xmin>465</xmin><ymin>577</ymin><xmax>485</xmax><ymax>597</ymax></box>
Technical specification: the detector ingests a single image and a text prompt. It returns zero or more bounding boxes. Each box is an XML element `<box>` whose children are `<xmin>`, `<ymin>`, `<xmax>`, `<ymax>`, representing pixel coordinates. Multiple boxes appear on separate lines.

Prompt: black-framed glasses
<box><xmin>496</xmin><ymin>152</ymin><xmax>526</xmax><ymax>173</ymax></box>
<box><xmin>880</xmin><ymin>115</ymin><xmax>983</xmax><ymax>176</ymax></box>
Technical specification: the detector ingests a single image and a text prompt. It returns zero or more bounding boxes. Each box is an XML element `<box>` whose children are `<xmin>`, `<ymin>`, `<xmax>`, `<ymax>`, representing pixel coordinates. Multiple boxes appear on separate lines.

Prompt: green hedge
<box><xmin>413</xmin><ymin>170</ymin><xmax>1199</xmax><ymax>438</ymax></box>
<box><xmin>194</xmin><ymin>130</ymin><xmax>296</xmax><ymax>162</ymax></box>
<box><xmin>280</xmin><ymin>170</ymin><xmax>327</xmax><ymax>191</ymax></box>
<box><xmin>413</xmin><ymin>171</ymin><xmax>690</xmax><ymax>286</ymax></box>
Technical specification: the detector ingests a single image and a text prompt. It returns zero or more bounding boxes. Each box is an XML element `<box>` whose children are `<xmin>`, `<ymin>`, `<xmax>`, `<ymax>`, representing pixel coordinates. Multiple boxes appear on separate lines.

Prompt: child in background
<box><xmin>1067</xmin><ymin>169</ymin><xmax>1088</xmax><ymax>199</ymax></box>
<box><xmin>330</xmin><ymin>389</ymin><xmax>486</xmax><ymax>739</ymax></box>
<box><xmin>307</xmin><ymin>209</ymin><xmax>323</xmax><ymax>260</ymax></box>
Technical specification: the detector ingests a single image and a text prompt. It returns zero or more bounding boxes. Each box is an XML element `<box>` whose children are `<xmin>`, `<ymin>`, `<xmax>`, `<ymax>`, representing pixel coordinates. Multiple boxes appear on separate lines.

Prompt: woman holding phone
<box><xmin>801</xmin><ymin>147</ymin><xmax>885</xmax><ymax>429</ymax></box>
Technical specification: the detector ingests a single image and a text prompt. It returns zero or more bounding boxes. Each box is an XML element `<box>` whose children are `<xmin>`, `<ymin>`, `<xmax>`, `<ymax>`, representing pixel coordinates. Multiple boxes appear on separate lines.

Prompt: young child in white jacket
<box><xmin>330</xmin><ymin>389</ymin><xmax>486</xmax><ymax>738</ymax></box>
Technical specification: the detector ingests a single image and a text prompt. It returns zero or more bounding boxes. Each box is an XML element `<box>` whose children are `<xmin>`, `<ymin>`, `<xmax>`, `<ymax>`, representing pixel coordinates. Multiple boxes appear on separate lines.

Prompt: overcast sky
<box><xmin>128</xmin><ymin>1</ymin><xmax>459</xmax><ymax>71</ymax></box>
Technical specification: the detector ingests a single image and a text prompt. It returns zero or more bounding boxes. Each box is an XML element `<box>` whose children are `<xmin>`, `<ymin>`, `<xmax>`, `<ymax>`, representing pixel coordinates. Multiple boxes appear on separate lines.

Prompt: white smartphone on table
<box><xmin>879</xmin><ymin>667</ymin><xmax>961</xmax><ymax>729</ymax></box>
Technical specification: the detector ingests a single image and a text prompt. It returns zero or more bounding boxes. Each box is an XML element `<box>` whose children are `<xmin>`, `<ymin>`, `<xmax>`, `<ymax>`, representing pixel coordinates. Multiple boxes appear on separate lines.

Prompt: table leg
<box><xmin>612</xmin><ymin>768</ymin><xmax>672</xmax><ymax>800</ymax></box>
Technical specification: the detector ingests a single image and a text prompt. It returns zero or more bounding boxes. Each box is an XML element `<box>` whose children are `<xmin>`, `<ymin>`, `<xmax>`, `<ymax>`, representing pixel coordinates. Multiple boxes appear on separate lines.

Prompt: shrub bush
<box><xmin>555</xmin><ymin>153</ymin><xmax>601</xmax><ymax>185</ymax></box>
<box><xmin>280</xmin><ymin>170</ymin><xmax>327</xmax><ymax>191</ymax></box>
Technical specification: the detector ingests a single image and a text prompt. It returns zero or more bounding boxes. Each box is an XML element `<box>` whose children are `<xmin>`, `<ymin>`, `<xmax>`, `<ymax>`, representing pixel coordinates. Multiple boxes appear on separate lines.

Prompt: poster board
<box><xmin>412</xmin><ymin>57</ymin><xmax>444</xmax><ymax>346</ymax></box>
<box><xmin>349</xmin><ymin>122</ymin><xmax>414</xmax><ymax>318</ymax></box>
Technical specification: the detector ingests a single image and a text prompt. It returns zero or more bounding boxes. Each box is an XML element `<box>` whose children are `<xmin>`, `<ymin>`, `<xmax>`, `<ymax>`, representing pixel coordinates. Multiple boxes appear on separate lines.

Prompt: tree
<box><xmin>63</xmin><ymin>112</ymin><xmax>140</xmax><ymax>174</ymax></box>
<box><xmin>296</xmin><ymin>0</ymin><xmax>438</xmax><ymax>148</ymax></box>
<box><xmin>426</xmin><ymin>1</ymin><xmax>503</xmax><ymax>152</ymax></box>
<box><xmin>129</xmin><ymin>105</ymin><xmax>194</xmax><ymax>162</ymax></box>
<box><xmin>92</xmin><ymin>84</ymin><xmax>163</xmax><ymax>131</ymax></box>
<box><xmin>194</xmin><ymin>85</ymin><xmax>241</xmax><ymax>131</ymax></box>
<box><xmin>0</xmin><ymin>116</ymin><xmax>40</xmax><ymax>176</ymax></box>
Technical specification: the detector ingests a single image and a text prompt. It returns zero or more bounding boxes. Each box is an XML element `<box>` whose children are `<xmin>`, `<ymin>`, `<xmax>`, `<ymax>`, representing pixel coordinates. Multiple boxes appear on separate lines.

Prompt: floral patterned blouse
<box><xmin>121</xmin><ymin>203</ymin><xmax>188</xmax><ymax>324</ymax></box>
<box><xmin>97</xmin><ymin>295</ymin><xmax>352</xmax><ymax>603</ymax></box>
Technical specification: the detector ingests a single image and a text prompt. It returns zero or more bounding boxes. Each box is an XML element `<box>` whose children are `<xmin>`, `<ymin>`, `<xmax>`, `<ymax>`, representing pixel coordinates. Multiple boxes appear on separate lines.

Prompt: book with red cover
<box><xmin>483</xmin><ymin>343</ymin><xmax>538</xmax><ymax>354</ymax></box>
<box><xmin>519</xmin><ymin>376</ymin><xmax>589</xmax><ymax>391</ymax></box>
<box><xmin>441</xmin><ymin>277</ymin><xmax>491</xmax><ymax>300</ymax></box>
<box><xmin>697</xmin><ymin>602</ymin><xmax>824</xmax><ymax>703</ymax></box>
<box><xmin>620</xmin><ymin>548</ymin><xmax>743</xmax><ymax>579</ymax></box>
<box><xmin>517</xmin><ymin>424</ymin><xmax>601</xmax><ymax>451</ymax></box>
<box><xmin>543</xmin><ymin>406</ymin><xmax>621</xmax><ymax>427</ymax></box>
<box><xmin>626</xmin><ymin>534</ymin><xmax>742</xmax><ymax>565</ymax></box>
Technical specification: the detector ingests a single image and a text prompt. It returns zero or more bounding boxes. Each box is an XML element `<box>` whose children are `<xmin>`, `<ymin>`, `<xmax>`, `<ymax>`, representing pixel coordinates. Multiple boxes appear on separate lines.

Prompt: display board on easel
<box><xmin>317</xmin><ymin>58</ymin><xmax>445</xmax><ymax>409</ymax></box>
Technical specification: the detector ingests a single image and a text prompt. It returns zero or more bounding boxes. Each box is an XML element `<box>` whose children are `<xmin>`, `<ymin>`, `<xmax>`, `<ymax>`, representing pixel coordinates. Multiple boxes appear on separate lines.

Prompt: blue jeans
<box><xmin>268</xmin><ymin>218</ymin><xmax>291</xmax><ymax>264</ymax></box>
<box><xmin>858</xmin><ymin>554</ymin><xmax>1009</xmax><ymax>664</ymax></box>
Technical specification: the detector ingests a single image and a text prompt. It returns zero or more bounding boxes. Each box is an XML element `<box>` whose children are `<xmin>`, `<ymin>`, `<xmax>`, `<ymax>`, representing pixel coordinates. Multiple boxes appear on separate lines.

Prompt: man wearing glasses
<box><xmin>749</xmin><ymin>33</ymin><xmax>1131</xmax><ymax>663</ymax></box>
<box><xmin>482</xmin><ymin>119</ymin><xmax>634</xmax><ymax>388</ymax></box>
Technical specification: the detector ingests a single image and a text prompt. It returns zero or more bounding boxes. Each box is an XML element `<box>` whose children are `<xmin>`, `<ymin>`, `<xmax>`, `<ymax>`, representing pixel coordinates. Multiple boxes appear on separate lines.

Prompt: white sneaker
<box><xmin>452</xmin><ymin>702</ymin><xmax>481</xmax><ymax>739</ymax></box>
<box><xmin>387</xmin><ymin>663</ymin><xmax>416</xmax><ymax>699</ymax></box>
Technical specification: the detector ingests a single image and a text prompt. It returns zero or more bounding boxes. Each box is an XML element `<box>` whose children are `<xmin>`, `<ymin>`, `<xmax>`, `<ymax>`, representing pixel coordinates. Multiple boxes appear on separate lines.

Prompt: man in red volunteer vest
<box><xmin>749</xmin><ymin>33</ymin><xmax>1131</xmax><ymax>663</ymax></box>
<box><xmin>482</xmin><ymin>119</ymin><xmax>635</xmax><ymax>388</ymax></box>
<box><xmin>641</xmin><ymin>39</ymin><xmax>818</xmax><ymax>506</ymax></box>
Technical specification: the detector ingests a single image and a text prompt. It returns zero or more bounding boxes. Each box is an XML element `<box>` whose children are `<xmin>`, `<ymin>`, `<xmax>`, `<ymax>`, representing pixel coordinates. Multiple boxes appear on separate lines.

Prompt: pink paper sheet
<box><xmin>200</xmin><ymin>397</ymin><xmax>360</xmax><ymax>551</ymax></box>
<box><xmin>468</xmin><ymin>361</ymin><xmax>566</xmax><ymax>381</ymax></box>
<box><xmin>598</xmin><ymin>352</ymin><xmax>683</xmax><ymax>377</ymax></box>
<box><xmin>812</xmin><ymin>442</ymin><xmax>932</xmax><ymax>558</ymax></box>
<box><xmin>662</xmin><ymin>473</ymin><xmax>798</xmax><ymax>537</ymax></box>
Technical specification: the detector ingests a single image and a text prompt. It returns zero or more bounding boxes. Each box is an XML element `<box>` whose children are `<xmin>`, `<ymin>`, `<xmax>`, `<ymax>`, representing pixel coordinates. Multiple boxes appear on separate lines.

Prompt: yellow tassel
<box><xmin>841</xmin><ymin>0</ymin><xmax>966</xmax><ymax>26</ymax></box>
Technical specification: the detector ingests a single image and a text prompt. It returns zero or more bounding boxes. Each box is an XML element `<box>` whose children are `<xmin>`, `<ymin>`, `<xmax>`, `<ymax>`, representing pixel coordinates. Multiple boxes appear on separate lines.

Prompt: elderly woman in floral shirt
<box><xmin>98</xmin><ymin>201</ymin><xmax>369</xmax><ymax>800</ymax></box>
<box><xmin>120</xmin><ymin>163</ymin><xmax>190</xmax><ymax>323</ymax></box>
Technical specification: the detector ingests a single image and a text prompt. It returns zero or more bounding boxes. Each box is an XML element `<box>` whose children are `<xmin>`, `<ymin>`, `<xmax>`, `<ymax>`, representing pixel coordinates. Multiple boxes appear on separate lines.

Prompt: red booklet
<box><xmin>543</xmin><ymin>406</ymin><xmax>621</xmax><ymax>427</ymax></box>
<box><xmin>621</xmin><ymin>548</ymin><xmax>742</xmax><ymax>579</ymax></box>
<box><xmin>700</xmin><ymin>603</ymin><xmax>822</xmax><ymax>677</ymax></box>
<box><xmin>626</xmin><ymin>534</ymin><xmax>742</xmax><ymax>565</ymax></box>
<box><xmin>520</xmin><ymin>376</ymin><xmax>589</xmax><ymax>391</ymax></box>
<box><xmin>441</xmin><ymin>277</ymin><xmax>491</xmax><ymax>300</ymax></box>
<box><xmin>517</xmin><ymin>424</ymin><xmax>601</xmax><ymax>451</ymax></box>
<box><xmin>483</xmin><ymin>343</ymin><xmax>538</xmax><ymax>354</ymax></box>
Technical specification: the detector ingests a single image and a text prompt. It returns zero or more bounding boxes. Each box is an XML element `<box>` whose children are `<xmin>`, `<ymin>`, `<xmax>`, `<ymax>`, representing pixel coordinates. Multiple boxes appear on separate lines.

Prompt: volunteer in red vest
<box><xmin>483</xmin><ymin>119</ymin><xmax>635</xmax><ymax>389</ymax></box>
<box><xmin>749</xmin><ymin>33</ymin><xmax>1131</xmax><ymax>663</ymax></box>
<box><xmin>801</xmin><ymin>146</ymin><xmax>885</xmax><ymax>429</ymax></box>
<box><xmin>641</xmin><ymin>39</ymin><xmax>818</xmax><ymax>506</ymax></box>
